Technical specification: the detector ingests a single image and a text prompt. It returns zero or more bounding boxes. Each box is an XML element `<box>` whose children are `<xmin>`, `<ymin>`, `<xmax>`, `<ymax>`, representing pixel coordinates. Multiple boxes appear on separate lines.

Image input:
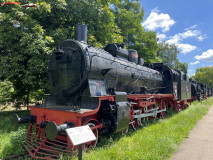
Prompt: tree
<box><xmin>0</xmin><ymin>3</ymin><xmax>52</xmax><ymax>107</ymax></box>
<box><xmin>112</xmin><ymin>0</ymin><xmax>145</xmax><ymax>44</ymax></box>
<box><xmin>157</xmin><ymin>42</ymin><xmax>188</xmax><ymax>73</ymax></box>
<box><xmin>193</xmin><ymin>67</ymin><xmax>213</xmax><ymax>87</ymax></box>
<box><xmin>29</xmin><ymin>0</ymin><xmax>123</xmax><ymax>47</ymax></box>
<box><xmin>0</xmin><ymin>81</ymin><xmax>14</xmax><ymax>109</ymax></box>
<box><xmin>157</xmin><ymin>42</ymin><xmax>179</xmax><ymax>68</ymax></box>
<box><xmin>175</xmin><ymin>61</ymin><xmax>188</xmax><ymax>74</ymax></box>
<box><xmin>130</xmin><ymin>31</ymin><xmax>159</xmax><ymax>63</ymax></box>
<box><xmin>111</xmin><ymin>0</ymin><xmax>159</xmax><ymax>63</ymax></box>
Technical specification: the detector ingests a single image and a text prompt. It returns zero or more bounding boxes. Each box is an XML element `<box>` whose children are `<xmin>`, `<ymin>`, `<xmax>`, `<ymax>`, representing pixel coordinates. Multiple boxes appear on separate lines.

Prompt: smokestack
<box><xmin>75</xmin><ymin>24</ymin><xmax>87</xmax><ymax>43</ymax></box>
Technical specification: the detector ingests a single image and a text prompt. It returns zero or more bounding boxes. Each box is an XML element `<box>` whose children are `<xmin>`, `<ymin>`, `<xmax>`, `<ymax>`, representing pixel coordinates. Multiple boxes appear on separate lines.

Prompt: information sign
<box><xmin>65</xmin><ymin>125</ymin><xmax>96</xmax><ymax>146</ymax></box>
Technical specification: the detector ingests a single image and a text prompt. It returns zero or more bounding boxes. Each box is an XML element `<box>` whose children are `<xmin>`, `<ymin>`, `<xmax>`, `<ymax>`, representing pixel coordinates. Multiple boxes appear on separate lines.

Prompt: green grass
<box><xmin>0</xmin><ymin>110</ymin><xmax>30</xmax><ymax>159</ymax></box>
<box><xmin>76</xmin><ymin>98</ymin><xmax>213</xmax><ymax>160</ymax></box>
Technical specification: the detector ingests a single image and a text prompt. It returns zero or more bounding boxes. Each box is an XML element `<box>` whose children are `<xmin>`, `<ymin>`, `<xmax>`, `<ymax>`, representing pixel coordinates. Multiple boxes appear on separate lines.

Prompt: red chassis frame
<box><xmin>24</xmin><ymin>94</ymin><xmax>190</xmax><ymax>159</ymax></box>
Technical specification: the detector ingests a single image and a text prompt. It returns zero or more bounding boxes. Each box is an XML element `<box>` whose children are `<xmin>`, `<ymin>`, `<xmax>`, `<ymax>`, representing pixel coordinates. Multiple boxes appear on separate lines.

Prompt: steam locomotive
<box><xmin>14</xmin><ymin>24</ymin><xmax>210</xmax><ymax>159</ymax></box>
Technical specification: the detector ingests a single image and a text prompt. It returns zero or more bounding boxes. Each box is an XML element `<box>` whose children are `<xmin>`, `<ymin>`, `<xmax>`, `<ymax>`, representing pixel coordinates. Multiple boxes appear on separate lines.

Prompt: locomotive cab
<box><xmin>175</xmin><ymin>71</ymin><xmax>191</xmax><ymax>101</ymax></box>
<box><xmin>189</xmin><ymin>79</ymin><xmax>200</xmax><ymax>99</ymax></box>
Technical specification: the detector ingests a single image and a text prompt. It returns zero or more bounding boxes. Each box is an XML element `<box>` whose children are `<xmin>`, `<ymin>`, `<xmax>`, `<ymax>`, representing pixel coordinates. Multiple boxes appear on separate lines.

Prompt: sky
<box><xmin>140</xmin><ymin>0</ymin><xmax>213</xmax><ymax>76</ymax></box>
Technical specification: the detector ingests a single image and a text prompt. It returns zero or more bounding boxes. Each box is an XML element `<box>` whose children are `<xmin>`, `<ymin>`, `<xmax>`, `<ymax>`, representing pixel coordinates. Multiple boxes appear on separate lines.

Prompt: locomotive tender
<box><xmin>14</xmin><ymin>24</ymin><xmax>208</xmax><ymax>159</ymax></box>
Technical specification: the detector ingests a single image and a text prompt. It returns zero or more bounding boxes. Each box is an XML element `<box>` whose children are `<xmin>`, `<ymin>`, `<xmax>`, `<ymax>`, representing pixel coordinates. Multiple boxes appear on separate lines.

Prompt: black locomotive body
<box><xmin>175</xmin><ymin>70</ymin><xmax>191</xmax><ymax>101</ymax></box>
<box><xmin>47</xmin><ymin>40</ymin><xmax>163</xmax><ymax>110</ymax></box>
<box><xmin>210</xmin><ymin>88</ymin><xmax>212</xmax><ymax>96</ymax></box>
<box><xmin>147</xmin><ymin>63</ymin><xmax>191</xmax><ymax>101</ymax></box>
<box><xmin>189</xmin><ymin>79</ymin><xmax>202</xmax><ymax>100</ymax></box>
<box><xmin>197</xmin><ymin>83</ymin><xmax>207</xmax><ymax>99</ymax></box>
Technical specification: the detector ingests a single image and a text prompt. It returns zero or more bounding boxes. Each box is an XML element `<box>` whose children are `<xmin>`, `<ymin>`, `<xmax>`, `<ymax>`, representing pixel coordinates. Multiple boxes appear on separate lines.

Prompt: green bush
<box><xmin>0</xmin><ymin>81</ymin><xmax>14</xmax><ymax>108</ymax></box>
<box><xmin>0</xmin><ymin>110</ymin><xmax>29</xmax><ymax>159</ymax></box>
<box><xmin>1</xmin><ymin>129</ymin><xmax>26</xmax><ymax>159</ymax></box>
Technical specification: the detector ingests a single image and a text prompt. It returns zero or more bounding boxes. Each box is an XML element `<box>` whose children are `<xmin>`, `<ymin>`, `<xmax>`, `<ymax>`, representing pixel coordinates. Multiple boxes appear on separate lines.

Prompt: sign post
<box><xmin>66</xmin><ymin>125</ymin><xmax>96</xmax><ymax>160</ymax></box>
<box><xmin>78</xmin><ymin>144</ymin><xmax>82</xmax><ymax>160</ymax></box>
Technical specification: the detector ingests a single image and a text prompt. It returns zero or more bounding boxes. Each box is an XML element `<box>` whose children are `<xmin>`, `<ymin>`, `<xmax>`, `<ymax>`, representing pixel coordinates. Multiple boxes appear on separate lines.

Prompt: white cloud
<box><xmin>166</xmin><ymin>37</ymin><xmax>197</xmax><ymax>54</ymax></box>
<box><xmin>167</xmin><ymin>30</ymin><xmax>206</xmax><ymax>44</ymax></box>
<box><xmin>190</xmin><ymin>61</ymin><xmax>200</xmax><ymax>65</ymax></box>
<box><xmin>166</xmin><ymin>37</ymin><xmax>179</xmax><ymax>44</ymax></box>
<box><xmin>197</xmin><ymin>34</ymin><xmax>207</xmax><ymax>41</ymax></box>
<box><xmin>179</xmin><ymin>30</ymin><xmax>200</xmax><ymax>39</ymax></box>
<box><xmin>142</xmin><ymin>8</ymin><xmax>175</xmax><ymax>32</ymax></box>
<box><xmin>177</xmin><ymin>43</ymin><xmax>197</xmax><ymax>54</ymax></box>
<box><xmin>165</xmin><ymin>28</ymin><xmax>207</xmax><ymax>54</ymax></box>
<box><xmin>195</xmin><ymin>49</ymin><xmax>213</xmax><ymax>62</ymax></box>
<box><xmin>157</xmin><ymin>33</ymin><xmax>166</xmax><ymax>41</ymax></box>
<box><xmin>143</xmin><ymin>11</ymin><xmax>206</xmax><ymax>55</ymax></box>
<box><xmin>184</xmin><ymin>25</ymin><xmax>207</xmax><ymax>41</ymax></box>
<box><xmin>185</xmin><ymin>25</ymin><xmax>197</xmax><ymax>30</ymax></box>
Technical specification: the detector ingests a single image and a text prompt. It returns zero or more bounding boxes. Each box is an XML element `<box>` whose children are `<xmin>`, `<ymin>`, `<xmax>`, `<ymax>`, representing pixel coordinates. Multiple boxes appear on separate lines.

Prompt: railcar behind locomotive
<box><xmin>189</xmin><ymin>79</ymin><xmax>201</xmax><ymax>101</ymax></box>
<box><xmin>197</xmin><ymin>83</ymin><xmax>207</xmax><ymax>99</ymax></box>
<box><xmin>13</xmin><ymin>24</ymin><xmax>208</xmax><ymax>159</ymax></box>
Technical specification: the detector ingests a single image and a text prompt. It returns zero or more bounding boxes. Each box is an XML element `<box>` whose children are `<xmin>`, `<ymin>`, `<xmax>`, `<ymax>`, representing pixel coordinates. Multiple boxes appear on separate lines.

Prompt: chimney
<box><xmin>75</xmin><ymin>24</ymin><xmax>87</xmax><ymax>43</ymax></box>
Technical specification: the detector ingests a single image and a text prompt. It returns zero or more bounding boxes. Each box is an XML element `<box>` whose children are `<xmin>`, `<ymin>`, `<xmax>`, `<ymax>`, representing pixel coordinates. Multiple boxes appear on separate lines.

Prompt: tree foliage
<box><xmin>158</xmin><ymin>42</ymin><xmax>179</xmax><ymax>68</ymax></box>
<box><xmin>130</xmin><ymin>31</ymin><xmax>159</xmax><ymax>63</ymax></box>
<box><xmin>192</xmin><ymin>66</ymin><xmax>213</xmax><ymax>87</ymax></box>
<box><xmin>175</xmin><ymin>61</ymin><xmax>188</xmax><ymax>74</ymax></box>
<box><xmin>0</xmin><ymin>1</ymin><xmax>52</xmax><ymax>106</ymax></box>
<box><xmin>112</xmin><ymin>0</ymin><xmax>159</xmax><ymax>63</ymax></box>
<box><xmin>157</xmin><ymin>42</ymin><xmax>188</xmax><ymax>73</ymax></box>
<box><xmin>0</xmin><ymin>81</ymin><xmax>14</xmax><ymax>106</ymax></box>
